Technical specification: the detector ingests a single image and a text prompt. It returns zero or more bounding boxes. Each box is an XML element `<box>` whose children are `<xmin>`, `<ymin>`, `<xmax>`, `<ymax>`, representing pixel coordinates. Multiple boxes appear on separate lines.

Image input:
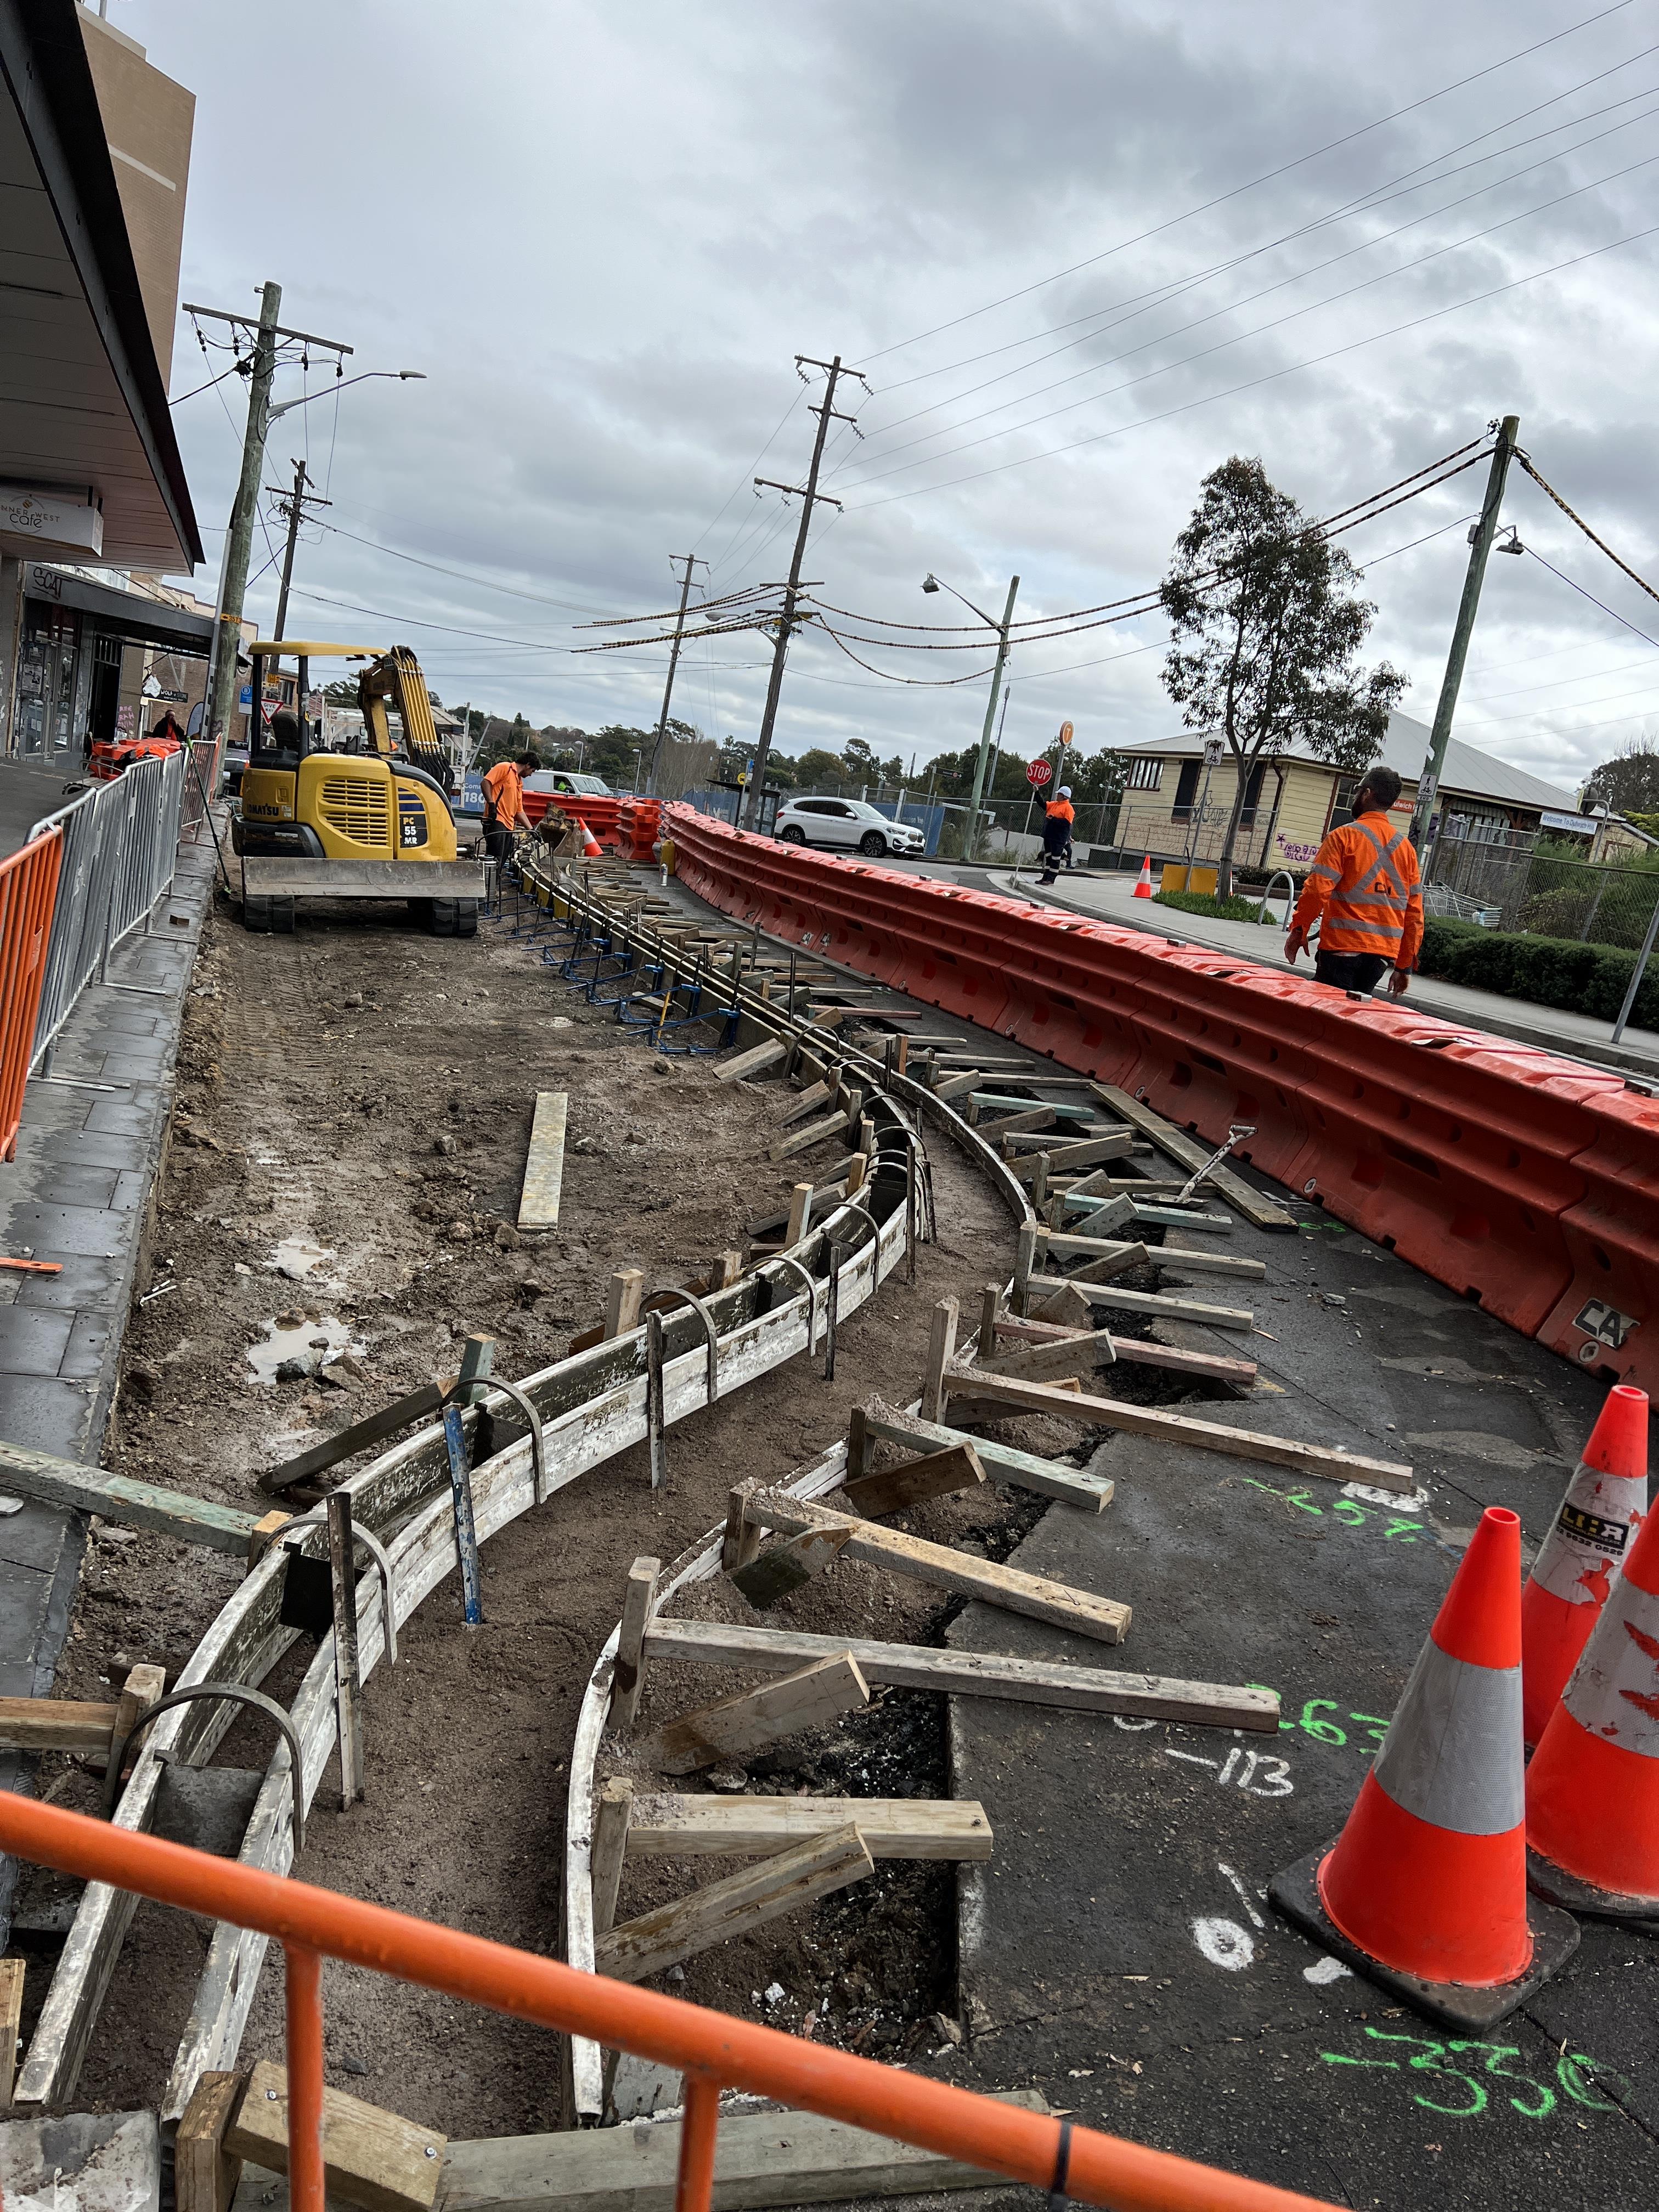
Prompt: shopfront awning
<box><xmin>23</xmin><ymin>563</ymin><xmax>212</xmax><ymax>652</ymax></box>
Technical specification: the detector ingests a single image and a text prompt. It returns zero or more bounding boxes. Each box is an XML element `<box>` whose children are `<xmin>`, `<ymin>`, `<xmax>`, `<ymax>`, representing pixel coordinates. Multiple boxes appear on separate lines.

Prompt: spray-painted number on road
<box><xmin>1244</xmin><ymin>1475</ymin><xmax>1432</xmax><ymax>1541</ymax></box>
<box><xmin>1166</xmin><ymin>1744</ymin><xmax>1294</xmax><ymax>1796</ymax></box>
<box><xmin>1244</xmin><ymin>1689</ymin><xmax>1391</xmax><ymax>1757</ymax></box>
<box><xmin>1321</xmin><ymin>2027</ymin><xmax>1628</xmax><ymax>2121</ymax></box>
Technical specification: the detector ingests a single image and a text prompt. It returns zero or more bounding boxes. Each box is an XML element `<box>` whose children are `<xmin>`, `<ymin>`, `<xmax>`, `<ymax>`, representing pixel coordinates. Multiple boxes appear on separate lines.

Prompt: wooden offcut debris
<box><xmin>644</xmin><ymin>1652</ymin><xmax>871</xmax><ymax>1776</ymax></box>
<box><xmin>625</xmin><ymin>1792</ymin><xmax>993</xmax><ymax>1860</ymax></box>
<box><xmin>596</xmin><ymin>1823</ymin><xmax>874</xmax><ymax>1984</ymax></box>
<box><xmin>517</xmin><ymin>1091</ymin><xmax>568</xmax><ymax>1229</ymax></box>
<box><xmin>1091</xmin><ymin>1084</ymin><xmax>1298</xmax><ymax>1229</ymax></box>
<box><xmin>225</xmin><ymin>2059</ymin><xmax>447</xmax><ymax>2212</ymax></box>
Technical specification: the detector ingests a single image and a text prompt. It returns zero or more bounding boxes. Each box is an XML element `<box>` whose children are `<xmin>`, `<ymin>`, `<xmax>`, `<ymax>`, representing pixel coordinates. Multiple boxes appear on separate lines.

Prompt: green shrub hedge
<box><xmin>1151</xmin><ymin>890</ymin><xmax>1278</xmax><ymax>925</ymax></box>
<box><xmin>1417</xmin><ymin>915</ymin><xmax>1659</xmax><ymax>1028</ymax></box>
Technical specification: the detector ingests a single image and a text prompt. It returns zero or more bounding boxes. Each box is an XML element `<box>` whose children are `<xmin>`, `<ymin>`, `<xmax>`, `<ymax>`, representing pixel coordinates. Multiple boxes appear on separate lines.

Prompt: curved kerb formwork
<box><xmin>14</xmin><ymin>862</ymin><xmax>1017</xmax><ymax>2122</ymax></box>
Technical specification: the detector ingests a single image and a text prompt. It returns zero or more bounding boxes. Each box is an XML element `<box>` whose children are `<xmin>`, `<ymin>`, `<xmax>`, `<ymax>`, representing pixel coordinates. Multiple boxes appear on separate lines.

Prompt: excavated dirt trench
<box><xmin>22</xmin><ymin>891</ymin><xmax>1032</xmax><ymax>2134</ymax></box>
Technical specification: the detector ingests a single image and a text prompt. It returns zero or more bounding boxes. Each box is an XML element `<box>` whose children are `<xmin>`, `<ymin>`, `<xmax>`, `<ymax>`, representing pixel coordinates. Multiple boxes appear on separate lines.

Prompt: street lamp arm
<box><xmin>922</xmin><ymin>573</ymin><xmax>1000</xmax><ymax>630</ymax></box>
<box><xmin>267</xmin><ymin>370</ymin><xmax>425</xmax><ymax>423</ymax></box>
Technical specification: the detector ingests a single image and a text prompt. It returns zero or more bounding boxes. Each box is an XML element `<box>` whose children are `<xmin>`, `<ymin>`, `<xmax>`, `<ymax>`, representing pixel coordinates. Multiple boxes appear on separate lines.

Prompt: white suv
<box><xmin>775</xmin><ymin>797</ymin><xmax>926</xmax><ymax>859</ymax></box>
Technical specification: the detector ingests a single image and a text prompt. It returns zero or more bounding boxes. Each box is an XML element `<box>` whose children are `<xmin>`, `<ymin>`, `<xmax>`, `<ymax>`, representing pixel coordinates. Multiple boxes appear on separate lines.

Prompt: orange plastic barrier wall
<box><xmin>0</xmin><ymin>828</ymin><xmax>64</xmax><ymax>1163</ymax></box>
<box><xmin>667</xmin><ymin>805</ymin><xmax>1659</xmax><ymax>1394</ymax></box>
<box><xmin>519</xmin><ymin>793</ymin><xmax>659</xmax><ymax>859</ymax></box>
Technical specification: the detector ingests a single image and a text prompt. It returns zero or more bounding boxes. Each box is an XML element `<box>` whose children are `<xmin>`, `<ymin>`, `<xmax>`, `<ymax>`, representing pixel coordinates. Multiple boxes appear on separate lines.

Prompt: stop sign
<box><xmin>1026</xmin><ymin>758</ymin><xmax>1053</xmax><ymax>788</ymax></box>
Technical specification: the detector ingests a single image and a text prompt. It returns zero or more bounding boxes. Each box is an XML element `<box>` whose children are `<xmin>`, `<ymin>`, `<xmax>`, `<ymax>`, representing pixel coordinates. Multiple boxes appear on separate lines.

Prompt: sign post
<box><xmin>1012</xmin><ymin>755</ymin><xmax>1053</xmax><ymax>885</ymax></box>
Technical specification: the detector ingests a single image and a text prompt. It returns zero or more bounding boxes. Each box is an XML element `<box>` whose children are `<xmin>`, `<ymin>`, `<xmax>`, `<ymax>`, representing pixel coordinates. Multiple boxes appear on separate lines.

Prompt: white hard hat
<box><xmin>1058</xmin><ymin>785</ymin><xmax>1072</xmax><ymax>797</ymax></box>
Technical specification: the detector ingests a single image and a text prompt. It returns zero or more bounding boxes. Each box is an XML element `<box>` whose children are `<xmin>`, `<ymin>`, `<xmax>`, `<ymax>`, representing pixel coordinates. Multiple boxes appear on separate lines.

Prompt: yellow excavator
<box><xmin>233</xmin><ymin>642</ymin><xmax>484</xmax><ymax>936</ymax></box>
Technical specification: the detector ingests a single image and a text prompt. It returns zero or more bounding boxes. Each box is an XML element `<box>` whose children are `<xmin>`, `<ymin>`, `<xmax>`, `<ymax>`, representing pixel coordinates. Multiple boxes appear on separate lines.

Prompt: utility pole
<box><xmin>272</xmin><ymin>457</ymin><xmax>331</xmax><ymax>641</ymax></box>
<box><xmin>188</xmin><ymin>287</ymin><xmax>353</xmax><ymax>745</ymax></box>
<box><xmin>964</xmin><ymin>577</ymin><xmax>1019</xmax><ymax>860</ymax></box>
<box><xmin>645</xmin><ymin>552</ymin><xmax>707</xmax><ymax>795</ymax></box>
<box><xmin>1407</xmin><ymin>414</ymin><xmax>1520</xmax><ymax>853</ymax></box>
<box><xmin>746</xmin><ymin>353</ymin><xmax>863</xmax><ymax>828</ymax></box>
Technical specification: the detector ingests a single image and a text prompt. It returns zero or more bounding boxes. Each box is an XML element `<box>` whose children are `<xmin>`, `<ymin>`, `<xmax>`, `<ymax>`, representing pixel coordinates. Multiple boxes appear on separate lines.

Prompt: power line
<box><xmin>834</xmin><ymin>148</ymin><xmax>1659</xmax><ymax>496</ymax></box>
<box><xmin>835</xmin><ymin>103</ymin><xmax>1659</xmax><ymax>486</ymax></box>
<box><xmin>864</xmin><ymin>50</ymin><xmax>1659</xmax><ymax>414</ymax></box>
<box><xmin>857</xmin><ymin>0</ymin><xmax>1638</xmax><ymax>366</ymax></box>
<box><xmin>844</xmin><ymin>216</ymin><xmax>1659</xmax><ymax>512</ymax></box>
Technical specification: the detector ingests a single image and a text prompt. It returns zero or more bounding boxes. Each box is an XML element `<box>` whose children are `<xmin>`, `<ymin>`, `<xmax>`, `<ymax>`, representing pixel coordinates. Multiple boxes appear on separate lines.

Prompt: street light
<box><xmin>921</xmin><ymin>569</ymin><xmax>1020</xmax><ymax>861</ymax></box>
<box><xmin>267</xmin><ymin>369</ymin><xmax>426</xmax><ymax>424</ymax></box>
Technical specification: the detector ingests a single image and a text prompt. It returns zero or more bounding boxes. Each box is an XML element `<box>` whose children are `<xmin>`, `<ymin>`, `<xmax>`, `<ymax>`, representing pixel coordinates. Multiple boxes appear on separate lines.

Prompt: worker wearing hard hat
<box><xmin>1038</xmin><ymin>785</ymin><xmax>1075</xmax><ymax>885</ymax></box>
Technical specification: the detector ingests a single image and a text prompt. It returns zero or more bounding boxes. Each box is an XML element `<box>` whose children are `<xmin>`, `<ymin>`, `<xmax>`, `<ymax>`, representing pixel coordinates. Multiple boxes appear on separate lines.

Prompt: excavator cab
<box><xmin>234</xmin><ymin>644</ymin><xmax>482</xmax><ymax>935</ymax></box>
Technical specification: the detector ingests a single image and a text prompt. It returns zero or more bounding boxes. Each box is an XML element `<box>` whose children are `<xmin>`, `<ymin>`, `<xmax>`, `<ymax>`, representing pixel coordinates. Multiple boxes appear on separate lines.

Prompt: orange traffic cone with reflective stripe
<box><xmin>1132</xmin><ymin>855</ymin><xmax>1153</xmax><ymax>899</ymax></box>
<box><xmin>1526</xmin><ymin>1493</ymin><xmax>1659</xmax><ymax>1927</ymax></box>
<box><xmin>1271</xmin><ymin>1506</ymin><xmax>1578</xmax><ymax>2026</ymax></box>
<box><xmin>580</xmin><ymin>819</ymin><xmax>603</xmax><ymax>859</ymax></box>
<box><xmin>1521</xmin><ymin>1383</ymin><xmax>1648</xmax><ymax>1747</ymax></box>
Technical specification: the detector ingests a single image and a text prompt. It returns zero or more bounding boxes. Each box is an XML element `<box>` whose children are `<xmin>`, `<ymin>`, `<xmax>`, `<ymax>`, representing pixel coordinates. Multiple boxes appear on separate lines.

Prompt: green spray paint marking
<box><xmin>1320</xmin><ymin>2027</ymin><xmax>1629</xmax><ymax>2123</ymax></box>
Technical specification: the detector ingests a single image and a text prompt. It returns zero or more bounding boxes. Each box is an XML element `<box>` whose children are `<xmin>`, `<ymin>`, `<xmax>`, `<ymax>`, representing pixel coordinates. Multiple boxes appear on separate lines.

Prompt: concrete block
<box><xmin>0</xmin><ymin>2109</ymin><xmax>160</xmax><ymax>2212</ymax></box>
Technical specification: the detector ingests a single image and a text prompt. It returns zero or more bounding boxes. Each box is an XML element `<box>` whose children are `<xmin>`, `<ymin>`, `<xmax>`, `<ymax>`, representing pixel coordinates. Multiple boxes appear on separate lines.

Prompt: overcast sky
<box><xmin>121</xmin><ymin>0</ymin><xmax>1659</xmax><ymax>793</ymax></box>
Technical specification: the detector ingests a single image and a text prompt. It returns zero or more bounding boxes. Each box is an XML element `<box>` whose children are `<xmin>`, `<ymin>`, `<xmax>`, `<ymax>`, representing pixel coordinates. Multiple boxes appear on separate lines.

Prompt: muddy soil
<box><xmin>25</xmin><ymin>889</ymin><xmax>1034</xmax><ymax>2136</ymax></box>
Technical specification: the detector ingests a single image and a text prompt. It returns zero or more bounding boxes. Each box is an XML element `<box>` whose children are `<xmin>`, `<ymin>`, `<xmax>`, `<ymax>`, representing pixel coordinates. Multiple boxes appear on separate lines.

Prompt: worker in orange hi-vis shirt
<box><xmin>1285</xmin><ymin>762</ymin><xmax>1423</xmax><ymax>997</ymax></box>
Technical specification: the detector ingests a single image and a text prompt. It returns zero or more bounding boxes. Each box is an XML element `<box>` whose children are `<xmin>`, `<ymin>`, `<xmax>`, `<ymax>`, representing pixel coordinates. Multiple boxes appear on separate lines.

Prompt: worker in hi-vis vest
<box><xmin>1285</xmin><ymin>763</ymin><xmax>1423</xmax><ymax>997</ymax></box>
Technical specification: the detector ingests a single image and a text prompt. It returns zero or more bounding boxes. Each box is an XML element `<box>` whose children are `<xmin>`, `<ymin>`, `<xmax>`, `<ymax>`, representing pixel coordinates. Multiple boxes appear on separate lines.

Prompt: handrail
<box><xmin>1254</xmin><ymin>869</ymin><xmax>1296</xmax><ymax>927</ymax></box>
<box><xmin>0</xmin><ymin>1793</ymin><xmax>1337</xmax><ymax>2212</ymax></box>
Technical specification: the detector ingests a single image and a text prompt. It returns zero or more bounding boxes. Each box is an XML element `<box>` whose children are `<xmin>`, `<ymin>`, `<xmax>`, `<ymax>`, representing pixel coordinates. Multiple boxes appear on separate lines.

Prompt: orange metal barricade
<box><xmin>0</xmin><ymin>1793</ymin><xmax>1337</xmax><ymax>2212</ymax></box>
<box><xmin>0</xmin><ymin>826</ymin><xmax>64</xmax><ymax>1162</ymax></box>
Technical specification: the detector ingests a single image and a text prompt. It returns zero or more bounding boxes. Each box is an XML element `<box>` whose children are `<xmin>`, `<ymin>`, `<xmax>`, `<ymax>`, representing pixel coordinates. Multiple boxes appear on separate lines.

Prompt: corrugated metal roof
<box><xmin>1125</xmin><ymin>710</ymin><xmax>1577</xmax><ymax>812</ymax></box>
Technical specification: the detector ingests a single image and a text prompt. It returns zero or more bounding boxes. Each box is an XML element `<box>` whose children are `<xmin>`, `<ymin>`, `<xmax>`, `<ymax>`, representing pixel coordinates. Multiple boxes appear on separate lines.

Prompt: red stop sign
<box><xmin>1026</xmin><ymin>758</ymin><xmax>1053</xmax><ymax>788</ymax></box>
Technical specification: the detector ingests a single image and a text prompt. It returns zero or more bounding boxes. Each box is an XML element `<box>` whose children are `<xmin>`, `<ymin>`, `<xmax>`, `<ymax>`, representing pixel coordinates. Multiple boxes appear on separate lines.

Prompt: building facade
<box><xmin>1111</xmin><ymin>711</ymin><xmax>1581</xmax><ymax>876</ymax></box>
<box><xmin>0</xmin><ymin>1</ymin><xmax>202</xmax><ymax>763</ymax></box>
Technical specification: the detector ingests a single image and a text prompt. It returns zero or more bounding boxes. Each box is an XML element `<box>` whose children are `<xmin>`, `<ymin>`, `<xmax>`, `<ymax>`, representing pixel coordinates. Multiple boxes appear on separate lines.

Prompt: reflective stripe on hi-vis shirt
<box><xmin>1561</xmin><ymin>1576</ymin><xmax>1659</xmax><ymax>1760</ymax></box>
<box><xmin>1371</xmin><ymin>1637</ymin><xmax>1526</xmax><ymax>1833</ymax></box>
<box><xmin>1323</xmin><ymin>819</ymin><xmax>1419</xmax><ymax>953</ymax></box>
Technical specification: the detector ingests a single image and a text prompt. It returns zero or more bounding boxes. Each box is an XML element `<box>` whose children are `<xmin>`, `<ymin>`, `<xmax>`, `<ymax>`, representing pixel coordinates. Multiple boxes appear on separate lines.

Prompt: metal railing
<box><xmin>27</xmin><ymin>747</ymin><xmax>188</xmax><ymax>1073</ymax></box>
<box><xmin>0</xmin><ymin>827</ymin><xmax>65</xmax><ymax>1161</ymax></box>
<box><xmin>0</xmin><ymin>1792</ymin><xmax>1335</xmax><ymax>2212</ymax></box>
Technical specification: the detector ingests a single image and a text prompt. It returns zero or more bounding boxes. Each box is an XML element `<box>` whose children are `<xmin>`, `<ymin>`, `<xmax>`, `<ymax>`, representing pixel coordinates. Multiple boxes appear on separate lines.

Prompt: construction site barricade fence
<box><xmin>0</xmin><ymin>826</ymin><xmax>65</xmax><ymax>1161</ymax></box>
<box><xmin>666</xmin><ymin>805</ymin><xmax>1659</xmax><ymax>1395</ymax></box>
<box><xmin>27</xmin><ymin>747</ymin><xmax>188</xmax><ymax>1074</ymax></box>
<box><xmin>0</xmin><ymin>1792</ymin><xmax>1338</xmax><ymax>2212</ymax></box>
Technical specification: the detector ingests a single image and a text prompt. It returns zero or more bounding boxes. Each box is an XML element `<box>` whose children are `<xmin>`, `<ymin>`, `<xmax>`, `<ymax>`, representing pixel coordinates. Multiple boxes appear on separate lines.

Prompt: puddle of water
<box><xmin>269</xmin><ymin>1236</ymin><xmax>337</xmax><ymax>1283</ymax></box>
<box><xmin>247</xmin><ymin>1313</ymin><xmax>360</xmax><ymax>1386</ymax></box>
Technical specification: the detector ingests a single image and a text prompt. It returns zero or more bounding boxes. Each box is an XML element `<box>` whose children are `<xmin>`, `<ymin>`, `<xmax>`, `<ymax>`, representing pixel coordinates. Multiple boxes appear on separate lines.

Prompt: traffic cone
<box><xmin>1270</xmin><ymin>1506</ymin><xmax>1578</xmax><ymax>2027</ymax></box>
<box><xmin>580</xmin><ymin>819</ymin><xmax>603</xmax><ymax>859</ymax></box>
<box><xmin>1132</xmin><ymin>855</ymin><xmax>1153</xmax><ymax>899</ymax></box>
<box><xmin>1521</xmin><ymin>1383</ymin><xmax>1648</xmax><ymax>1747</ymax></box>
<box><xmin>1526</xmin><ymin>1493</ymin><xmax>1659</xmax><ymax>1927</ymax></box>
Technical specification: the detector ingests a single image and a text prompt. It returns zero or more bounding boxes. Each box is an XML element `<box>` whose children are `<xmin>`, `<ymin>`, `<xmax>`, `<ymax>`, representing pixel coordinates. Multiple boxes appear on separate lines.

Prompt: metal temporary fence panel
<box><xmin>29</xmin><ymin>751</ymin><xmax>188</xmax><ymax>1070</ymax></box>
<box><xmin>0</xmin><ymin>828</ymin><xmax>65</xmax><ymax>1161</ymax></box>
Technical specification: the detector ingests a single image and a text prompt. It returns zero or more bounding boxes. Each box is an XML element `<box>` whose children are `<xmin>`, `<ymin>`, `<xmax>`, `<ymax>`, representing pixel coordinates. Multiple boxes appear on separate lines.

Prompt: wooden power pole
<box><xmin>645</xmin><ymin>551</ymin><xmax>707</xmax><ymax>795</ymax></box>
<box><xmin>745</xmin><ymin>354</ymin><xmax>863</xmax><ymax>828</ymax></box>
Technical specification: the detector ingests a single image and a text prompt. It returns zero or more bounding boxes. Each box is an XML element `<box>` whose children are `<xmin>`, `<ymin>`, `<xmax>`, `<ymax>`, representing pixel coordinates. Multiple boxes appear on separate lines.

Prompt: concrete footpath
<box><xmin>0</xmin><ymin>834</ymin><xmax>217</xmax><ymax>1941</ymax></box>
<box><xmin>934</xmin><ymin>1174</ymin><xmax>1654</xmax><ymax>2208</ymax></box>
<box><xmin>987</xmin><ymin>865</ymin><xmax>1659</xmax><ymax>1080</ymax></box>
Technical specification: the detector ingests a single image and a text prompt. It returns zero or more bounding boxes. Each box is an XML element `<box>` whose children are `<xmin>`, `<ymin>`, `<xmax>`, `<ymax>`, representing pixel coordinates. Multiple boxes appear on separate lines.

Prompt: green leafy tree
<box><xmin>793</xmin><ymin>747</ymin><xmax>845</xmax><ymax>789</ymax></box>
<box><xmin>1160</xmin><ymin>455</ymin><xmax>1407</xmax><ymax>896</ymax></box>
<box><xmin>842</xmin><ymin>737</ymin><xmax>881</xmax><ymax>787</ymax></box>
<box><xmin>1583</xmin><ymin>739</ymin><xmax>1659</xmax><ymax>817</ymax></box>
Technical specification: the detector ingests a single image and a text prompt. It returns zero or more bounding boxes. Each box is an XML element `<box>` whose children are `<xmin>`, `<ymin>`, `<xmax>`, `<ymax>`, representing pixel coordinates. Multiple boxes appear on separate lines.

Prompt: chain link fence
<box><xmin>1425</xmin><ymin>830</ymin><xmax>1659</xmax><ymax>950</ymax></box>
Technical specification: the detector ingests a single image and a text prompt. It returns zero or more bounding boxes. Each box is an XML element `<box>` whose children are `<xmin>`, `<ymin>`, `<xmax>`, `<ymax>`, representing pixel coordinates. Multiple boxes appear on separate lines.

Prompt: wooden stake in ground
<box><xmin>730</xmin><ymin>1525</ymin><xmax>849</xmax><ymax>1609</ymax></box>
<box><xmin>610</xmin><ymin>1558</ymin><xmax>660</xmax><ymax>1729</ymax></box>
<box><xmin>517</xmin><ymin>1091</ymin><xmax>568</xmax><ymax>1229</ymax></box>
<box><xmin>604</xmin><ymin>1267</ymin><xmax>644</xmax><ymax>1341</ymax></box>
<box><xmin>596</xmin><ymin>1824</ymin><xmax>874</xmax><ymax>1985</ymax></box>
<box><xmin>175</xmin><ymin>2069</ymin><xmax>246</xmax><ymax>2212</ymax></box>
<box><xmin>590</xmin><ymin>1777</ymin><xmax>633</xmax><ymax>1938</ymax></box>
<box><xmin>785</xmin><ymin>1182</ymin><xmax>814</xmax><ymax>1248</ymax></box>
<box><xmin>842</xmin><ymin>1440</ymin><xmax>987</xmax><ymax>1520</ymax></box>
<box><xmin>0</xmin><ymin>1955</ymin><xmax>21</xmax><ymax>2110</ymax></box>
<box><xmin>644</xmin><ymin>1652</ymin><xmax>871</xmax><ymax>1775</ymax></box>
<box><xmin>920</xmin><ymin>1295</ymin><xmax>958</xmax><ymax>1424</ymax></box>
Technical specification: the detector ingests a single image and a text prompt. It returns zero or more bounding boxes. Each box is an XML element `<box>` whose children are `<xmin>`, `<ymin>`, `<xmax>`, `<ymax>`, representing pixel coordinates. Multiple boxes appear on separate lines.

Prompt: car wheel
<box><xmin>859</xmin><ymin>831</ymin><xmax>888</xmax><ymax>858</ymax></box>
<box><xmin>780</xmin><ymin>825</ymin><xmax>807</xmax><ymax>844</ymax></box>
